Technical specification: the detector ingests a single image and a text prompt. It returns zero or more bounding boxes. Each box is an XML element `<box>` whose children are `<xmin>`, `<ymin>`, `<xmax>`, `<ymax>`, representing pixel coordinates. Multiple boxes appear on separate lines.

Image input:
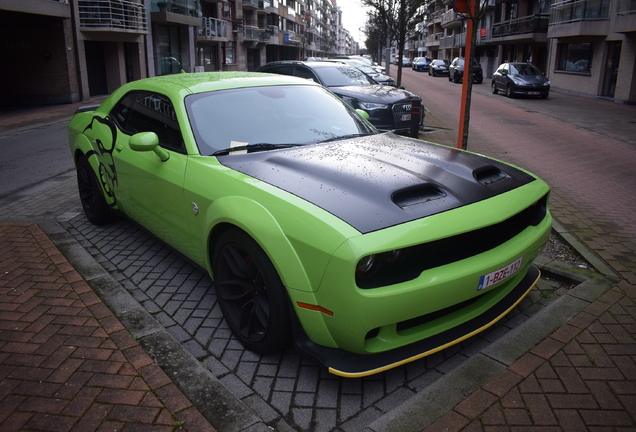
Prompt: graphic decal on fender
<box><xmin>83</xmin><ymin>116</ymin><xmax>120</xmax><ymax>208</ymax></box>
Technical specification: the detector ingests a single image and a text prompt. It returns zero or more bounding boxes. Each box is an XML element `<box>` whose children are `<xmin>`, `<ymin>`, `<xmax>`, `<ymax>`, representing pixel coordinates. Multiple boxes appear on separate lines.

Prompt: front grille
<box><xmin>392</xmin><ymin>103</ymin><xmax>412</xmax><ymax>116</ymax></box>
<box><xmin>356</xmin><ymin>194</ymin><xmax>548</xmax><ymax>289</ymax></box>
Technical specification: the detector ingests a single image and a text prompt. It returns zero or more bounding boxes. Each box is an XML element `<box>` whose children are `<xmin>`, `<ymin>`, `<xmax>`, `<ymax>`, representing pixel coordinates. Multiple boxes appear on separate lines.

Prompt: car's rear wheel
<box><xmin>491</xmin><ymin>81</ymin><xmax>498</xmax><ymax>94</ymax></box>
<box><xmin>76</xmin><ymin>155</ymin><xmax>116</xmax><ymax>225</ymax></box>
<box><xmin>213</xmin><ymin>228</ymin><xmax>292</xmax><ymax>354</ymax></box>
<box><xmin>506</xmin><ymin>85</ymin><xmax>514</xmax><ymax>98</ymax></box>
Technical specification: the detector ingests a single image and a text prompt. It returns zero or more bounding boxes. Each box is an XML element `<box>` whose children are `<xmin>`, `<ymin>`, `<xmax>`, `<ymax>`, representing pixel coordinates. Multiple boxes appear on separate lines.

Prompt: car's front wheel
<box><xmin>76</xmin><ymin>155</ymin><xmax>116</xmax><ymax>225</ymax></box>
<box><xmin>506</xmin><ymin>85</ymin><xmax>514</xmax><ymax>98</ymax></box>
<box><xmin>491</xmin><ymin>81</ymin><xmax>498</xmax><ymax>94</ymax></box>
<box><xmin>213</xmin><ymin>228</ymin><xmax>292</xmax><ymax>354</ymax></box>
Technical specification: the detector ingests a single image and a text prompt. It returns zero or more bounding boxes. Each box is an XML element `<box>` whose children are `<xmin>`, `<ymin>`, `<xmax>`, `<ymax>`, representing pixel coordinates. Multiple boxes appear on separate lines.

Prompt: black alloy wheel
<box><xmin>76</xmin><ymin>155</ymin><xmax>116</xmax><ymax>225</ymax></box>
<box><xmin>506</xmin><ymin>84</ymin><xmax>514</xmax><ymax>98</ymax></box>
<box><xmin>213</xmin><ymin>228</ymin><xmax>292</xmax><ymax>353</ymax></box>
<box><xmin>491</xmin><ymin>81</ymin><xmax>498</xmax><ymax>94</ymax></box>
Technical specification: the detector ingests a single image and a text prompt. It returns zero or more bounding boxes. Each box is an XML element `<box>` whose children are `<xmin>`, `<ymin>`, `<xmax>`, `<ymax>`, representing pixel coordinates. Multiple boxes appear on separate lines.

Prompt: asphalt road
<box><xmin>0</xmin><ymin>121</ymin><xmax>73</xmax><ymax>199</ymax></box>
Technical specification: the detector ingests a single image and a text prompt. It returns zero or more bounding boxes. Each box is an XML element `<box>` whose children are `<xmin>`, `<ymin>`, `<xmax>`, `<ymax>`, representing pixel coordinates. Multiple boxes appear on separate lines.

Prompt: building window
<box><xmin>557</xmin><ymin>42</ymin><xmax>592</xmax><ymax>72</ymax></box>
<box><xmin>223</xmin><ymin>41</ymin><xmax>235</xmax><ymax>64</ymax></box>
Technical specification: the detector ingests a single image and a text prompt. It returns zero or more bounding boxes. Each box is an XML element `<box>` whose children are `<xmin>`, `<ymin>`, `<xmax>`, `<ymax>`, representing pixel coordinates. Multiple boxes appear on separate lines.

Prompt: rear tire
<box><xmin>76</xmin><ymin>155</ymin><xmax>116</xmax><ymax>225</ymax></box>
<box><xmin>213</xmin><ymin>228</ymin><xmax>292</xmax><ymax>354</ymax></box>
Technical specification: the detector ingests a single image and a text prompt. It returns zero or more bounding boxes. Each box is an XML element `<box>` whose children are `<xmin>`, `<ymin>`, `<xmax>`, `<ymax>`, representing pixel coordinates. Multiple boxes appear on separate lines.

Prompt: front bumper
<box><xmin>286</xmin><ymin>182</ymin><xmax>552</xmax><ymax>376</ymax></box>
<box><xmin>512</xmin><ymin>86</ymin><xmax>550</xmax><ymax>97</ymax></box>
<box><xmin>293</xmin><ymin>265</ymin><xmax>541</xmax><ymax>377</ymax></box>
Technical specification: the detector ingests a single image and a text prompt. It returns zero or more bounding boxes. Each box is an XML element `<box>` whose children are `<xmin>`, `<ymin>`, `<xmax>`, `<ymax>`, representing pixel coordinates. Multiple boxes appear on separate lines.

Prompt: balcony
<box><xmin>548</xmin><ymin>0</ymin><xmax>610</xmax><ymax>37</ymax></box>
<box><xmin>242</xmin><ymin>0</ymin><xmax>259</xmax><ymax>10</ymax></box>
<box><xmin>615</xmin><ymin>0</ymin><xmax>636</xmax><ymax>32</ymax></box>
<box><xmin>441</xmin><ymin>9</ymin><xmax>462</xmax><ymax>27</ymax></box>
<box><xmin>243</xmin><ymin>26</ymin><xmax>271</xmax><ymax>41</ymax></box>
<box><xmin>198</xmin><ymin>17</ymin><xmax>229</xmax><ymax>41</ymax></box>
<box><xmin>78</xmin><ymin>0</ymin><xmax>148</xmax><ymax>33</ymax></box>
<box><xmin>426</xmin><ymin>32</ymin><xmax>443</xmax><ymax>47</ymax></box>
<box><xmin>492</xmin><ymin>14</ymin><xmax>549</xmax><ymax>42</ymax></box>
<box><xmin>439</xmin><ymin>35</ymin><xmax>455</xmax><ymax>48</ymax></box>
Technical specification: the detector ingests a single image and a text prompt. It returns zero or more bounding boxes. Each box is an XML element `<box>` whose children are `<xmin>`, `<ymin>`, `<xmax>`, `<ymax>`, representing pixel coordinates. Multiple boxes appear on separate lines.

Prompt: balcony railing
<box><xmin>492</xmin><ymin>14</ymin><xmax>549</xmax><ymax>37</ymax></box>
<box><xmin>78</xmin><ymin>0</ymin><xmax>148</xmax><ymax>33</ymax></box>
<box><xmin>549</xmin><ymin>0</ymin><xmax>610</xmax><ymax>24</ymax></box>
<box><xmin>617</xmin><ymin>0</ymin><xmax>636</xmax><ymax>14</ymax></box>
<box><xmin>439</xmin><ymin>35</ymin><xmax>454</xmax><ymax>48</ymax></box>
<box><xmin>426</xmin><ymin>32</ymin><xmax>443</xmax><ymax>44</ymax></box>
<box><xmin>244</xmin><ymin>26</ymin><xmax>271</xmax><ymax>41</ymax></box>
<box><xmin>441</xmin><ymin>9</ymin><xmax>461</xmax><ymax>25</ymax></box>
<box><xmin>199</xmin><ymin>17</ymin><xmax>229</xmax><ymax>39</ymax></box>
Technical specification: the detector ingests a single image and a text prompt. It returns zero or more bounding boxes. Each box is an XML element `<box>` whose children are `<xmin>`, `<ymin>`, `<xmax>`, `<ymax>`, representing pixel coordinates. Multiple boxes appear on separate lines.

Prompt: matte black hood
<box><xmin>330</xmin><ymin>85</ymin><xmax>419</xmax><ymax>104</ymax></box>
<box><xmin>218</xmin><ymin>133</ymin><xmax>535</xmax><ymax>234</ymax></box>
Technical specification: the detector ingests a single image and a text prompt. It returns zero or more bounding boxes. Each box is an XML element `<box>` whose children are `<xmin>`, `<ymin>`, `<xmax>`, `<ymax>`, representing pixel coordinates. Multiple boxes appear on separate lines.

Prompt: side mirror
<box><xmin>501</xmin><ymin>70</ymin><xmax>508</xmax><ymax>76</ymax></box>
<box><xmin>129</xmin><ymin>132</ymin><xmax>170</xmax><ymax>162</ymax></box>
<box><xmin>355</xmin><ymin>109</ymin><xmax>370</xmax><ymax>121</ymax></box>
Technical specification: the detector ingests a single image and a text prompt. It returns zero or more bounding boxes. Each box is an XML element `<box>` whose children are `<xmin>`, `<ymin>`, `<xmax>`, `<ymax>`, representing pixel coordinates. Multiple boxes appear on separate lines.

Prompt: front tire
<box><xmin>491</xmin><ymin>81</ymin><xmax>498</xmax><ymax>94</ymax></box>
<box><xmin>213</xmin><ymin>229</ymin><xmax>292</xmax><ymax>354</ymax></box>
<box><xmin>506</xmin><ymin>85</ymin><xmax>514</xmax><ymax>98</ymax></box>
<box><xmin>76</xmin><ymin>155</ymin><xmax>116</xmax><ymax>225</ymax></box>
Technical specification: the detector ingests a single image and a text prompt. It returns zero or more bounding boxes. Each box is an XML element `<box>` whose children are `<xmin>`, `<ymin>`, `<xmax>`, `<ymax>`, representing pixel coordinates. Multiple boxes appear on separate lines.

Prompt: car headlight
<box><xmin>544</xmin><ymin>80</ymin><xmax>550</xmax><ymax>86</ymax></box>
<box><xmin>359</xmin><ymin>102</ymin><xmax>389</xmax><ymax>110</ymax></box>
<box><xmin>356</xmin><ymin>249</ymin><xmax>406</xmax><ymax>283</ymax></box>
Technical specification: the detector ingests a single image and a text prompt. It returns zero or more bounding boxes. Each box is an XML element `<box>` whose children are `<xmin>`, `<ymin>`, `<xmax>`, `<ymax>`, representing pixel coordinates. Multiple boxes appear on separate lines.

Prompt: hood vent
<box><xmin>392</xmin><ymin>185</ymin><xmax>446</xmax><ymax>208</ymax></box>
<box><xmin>475</xmin><ymin>166</ymin><xmax>510</xmax><ymax>187</ymax></box>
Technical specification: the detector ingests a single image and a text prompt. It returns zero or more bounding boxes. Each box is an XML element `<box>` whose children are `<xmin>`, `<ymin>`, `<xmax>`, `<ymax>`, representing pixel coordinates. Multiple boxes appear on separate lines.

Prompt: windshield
<box><xmin>186</xmin><ymin>85</ymin><xmax>377</xmax><ymax>156</ymax></box>
<box><xmin>509</xmin><ymin>64</ymin><xmax>542</xmax><ymax>75</ymax></box>
<box><xmin>313</xmin><ymin>65</ymin><xmax>375</xmax><ymax>86</ymax></box>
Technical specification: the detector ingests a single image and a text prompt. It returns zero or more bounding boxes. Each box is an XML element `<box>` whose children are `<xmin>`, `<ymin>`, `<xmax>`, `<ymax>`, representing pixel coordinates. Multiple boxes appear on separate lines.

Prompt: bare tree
<box><xmin>360</xmin><ymin>0</ymin><xmax>426</xmax><ymax>87</ymax></box>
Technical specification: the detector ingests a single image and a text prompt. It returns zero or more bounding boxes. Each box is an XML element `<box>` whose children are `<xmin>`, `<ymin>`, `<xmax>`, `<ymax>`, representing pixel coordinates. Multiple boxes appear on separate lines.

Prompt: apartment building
<box><xmin>420</xmin><ymin>0</ymin><xmax>636</xmax><ymax>103</ymax></box>
<box><xmin>0</xmin><ymin>0</ymin><xmax>358</xmax><ymax>109</ymax></box>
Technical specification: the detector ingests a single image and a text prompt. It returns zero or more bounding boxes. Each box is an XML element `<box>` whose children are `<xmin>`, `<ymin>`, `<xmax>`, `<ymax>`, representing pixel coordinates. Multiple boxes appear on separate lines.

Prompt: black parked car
<box><xmin>326</xmin><ymin>59</ymin><xmax>396</xmax><ymax>86</ymax></box>
<box><xmin>492</xmin><ymin>62</ymin><xmax>550</xmax><ymax>99</ymax></box>
<box><xmin>258</xmin><ymin>61</ymin><xmax>423</xmax><ymax>136</ymax></box>
<box><xmin>428</xmin><ymin>59</ymin><xmax>450</xmax><ymax>77</ymax></box>
<box><xmin>448</xmin><ymin>57</ymin><xmax>483</xmax><ymax>84</ymax></box>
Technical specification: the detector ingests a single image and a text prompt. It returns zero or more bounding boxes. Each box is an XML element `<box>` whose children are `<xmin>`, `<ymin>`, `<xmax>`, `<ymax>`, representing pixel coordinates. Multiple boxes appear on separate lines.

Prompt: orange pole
<box><xmin>457</xmin><ymin>0</ymin><xmax>476</xmax><ymax>149</ymax></box>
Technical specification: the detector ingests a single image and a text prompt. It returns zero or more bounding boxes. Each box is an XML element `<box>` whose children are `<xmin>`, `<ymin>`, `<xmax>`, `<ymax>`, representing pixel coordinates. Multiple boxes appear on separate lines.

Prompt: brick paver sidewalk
<box><xmin>0</xmin><ymin>222</ymin><xmax>216</xmax><ymax>432</ymax></box>
<box><xmin>422</xmin><ymin>279</ymin><xmax>636</xmax><ymax>431</ymax></box>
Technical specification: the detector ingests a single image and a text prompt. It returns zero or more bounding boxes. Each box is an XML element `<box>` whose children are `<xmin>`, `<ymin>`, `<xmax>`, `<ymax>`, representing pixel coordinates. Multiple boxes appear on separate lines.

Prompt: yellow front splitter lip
<box><xmin>293</xmin><ymin>265</ymin><xmax>541</xmax><ymax>378</ymax></box>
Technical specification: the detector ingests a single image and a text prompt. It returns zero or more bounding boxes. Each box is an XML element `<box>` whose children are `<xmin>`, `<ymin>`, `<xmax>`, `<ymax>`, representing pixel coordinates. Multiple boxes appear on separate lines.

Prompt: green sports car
<box><xmin>68</xmin><ymin>72</ymin><xmax>552</xmax><ymax>377</ymax></box>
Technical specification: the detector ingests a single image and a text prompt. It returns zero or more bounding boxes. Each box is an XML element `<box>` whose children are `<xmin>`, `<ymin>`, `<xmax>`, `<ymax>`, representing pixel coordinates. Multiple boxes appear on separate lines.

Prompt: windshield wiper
<box><xmin>212</xmin><ymin>143</ymin><xmax>302</xmax><ymax>156</ymax></box>
<box><xmin>317</xmin><ymin>133</ymin><xmax>375</xmax><ymax>144</ymax></box>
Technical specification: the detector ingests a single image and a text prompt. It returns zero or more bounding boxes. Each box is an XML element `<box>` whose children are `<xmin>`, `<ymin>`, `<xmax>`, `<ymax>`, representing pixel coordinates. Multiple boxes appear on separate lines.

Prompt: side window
<box><xmin>110</xmin><ymin>91</ymin><xmax>184</xmax><ymax>153</ymax></box>
<box><xmin>293</xmin><ymin>66</ymin><xmax>318</xmax><ymax>82</ymax></box>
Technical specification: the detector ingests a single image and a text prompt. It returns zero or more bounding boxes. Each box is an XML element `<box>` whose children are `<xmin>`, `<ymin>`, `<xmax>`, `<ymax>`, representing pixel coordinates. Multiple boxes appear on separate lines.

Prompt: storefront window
<box><xmin>557</xmin><ymin>42</ymin><xmax>592</xmax><ymax>72</ymax></box>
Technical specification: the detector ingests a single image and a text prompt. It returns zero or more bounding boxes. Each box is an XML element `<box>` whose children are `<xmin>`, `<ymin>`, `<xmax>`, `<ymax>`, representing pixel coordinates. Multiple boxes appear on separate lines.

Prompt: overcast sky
<box><xmin>337</xmin><ymin>0</ymin><xmax>370</xmax><ymax>47</ymax></box>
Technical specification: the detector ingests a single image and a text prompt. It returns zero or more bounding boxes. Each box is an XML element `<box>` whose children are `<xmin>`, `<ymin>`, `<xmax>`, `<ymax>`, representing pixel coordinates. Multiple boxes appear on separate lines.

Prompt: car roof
<box><xmin>104</xmin><ymin>72</ymin><xmax>321</xmax><ymax>104</ymax></box>
<box><xmin>263</xmin><ymin>60</ymin><xmax>355</xmax><ymax>69</ymax></box>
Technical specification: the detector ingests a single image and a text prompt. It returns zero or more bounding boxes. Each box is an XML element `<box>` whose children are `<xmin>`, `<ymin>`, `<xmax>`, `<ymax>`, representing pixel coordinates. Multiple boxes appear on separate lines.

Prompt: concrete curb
<box><xmin>38</xmin><ymin>218</ymin><xmax>271</xmax><ymax>432</ymax></box>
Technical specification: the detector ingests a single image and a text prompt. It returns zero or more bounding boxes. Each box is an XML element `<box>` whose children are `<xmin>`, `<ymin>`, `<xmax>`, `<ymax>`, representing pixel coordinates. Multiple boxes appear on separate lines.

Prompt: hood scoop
<box><xmin>392</xmin><ymin>185</ymin><xmax>446</xmax><ymax>208</ymax></box>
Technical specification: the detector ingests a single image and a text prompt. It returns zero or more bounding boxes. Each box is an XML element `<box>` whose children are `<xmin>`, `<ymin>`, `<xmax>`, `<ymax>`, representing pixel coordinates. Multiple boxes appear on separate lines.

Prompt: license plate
<box><xmin>528</xmin><ymin>91</ymin><xmax>540</xmax><ymax>95</ymax></box>
<box><xmin>401</xmin><ymin>114</ymin><xmax>411</xmax><ymax>121</ymax></box>
<box><xmin>477</xmin><ymin>257</ymin><xmax>522</xmax><ymax>291</ymax></box>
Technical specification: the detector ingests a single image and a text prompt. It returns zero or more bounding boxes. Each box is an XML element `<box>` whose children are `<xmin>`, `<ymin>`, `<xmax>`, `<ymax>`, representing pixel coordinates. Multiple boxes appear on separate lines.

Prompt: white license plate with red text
<box><xmin>477</xmin><ymin>257</ymin><xmax>523</xmax><ymax>291</ymax></box>
<box><xmin>401</xmin><ymin>114</ymin><xmax>411</xmax><ymax>121</ymax></box>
